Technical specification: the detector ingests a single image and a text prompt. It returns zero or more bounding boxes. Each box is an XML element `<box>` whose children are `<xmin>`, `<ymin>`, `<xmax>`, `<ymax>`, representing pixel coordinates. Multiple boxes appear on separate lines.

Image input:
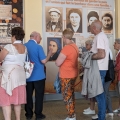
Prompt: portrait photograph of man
<box><xmin>87</xmin><ymin>10</ymin><xmax>99</xmax><ymax>32</ymax></box>
<box><xmin>101</xmin><ymin>11</ymin><xmax>113</xmax><ymax>34</ymax></box>
<box><xmin>47</xmin><ymin>37</ymin><xmax>62</xmax><ymax>61</ymax></box>
<box><xmin>46</xmin><ymin>7</ymin><xmax>63</xmax><ymax>32</ymax></box>
<box><xmin>66</xmin><ymin>8</ymin><xmax>82</xmax><ymax>33</ymax></box>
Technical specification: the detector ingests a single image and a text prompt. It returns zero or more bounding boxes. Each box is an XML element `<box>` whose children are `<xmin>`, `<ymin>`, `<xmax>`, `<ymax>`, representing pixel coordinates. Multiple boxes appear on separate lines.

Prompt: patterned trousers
<box><xmin>60</xmin><ymin>77</ymin><xmax>76</xmax><ymax>118</ymax></box>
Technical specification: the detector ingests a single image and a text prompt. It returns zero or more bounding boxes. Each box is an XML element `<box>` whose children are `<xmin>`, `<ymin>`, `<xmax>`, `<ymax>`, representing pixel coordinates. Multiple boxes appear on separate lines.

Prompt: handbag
<box><xmin>105</xmin><ymin>54</ymin><xmax>115</xmax><ymax>82</ymax></box>
<box><xmin>11</xmin><ymin>44</ymin><xmax>34</xmax><ymax>79</ymax></box>
<box><xmin>24</xmin><ymin>54</ymin><xmax>34</xmax><ymax>79</ymax></box>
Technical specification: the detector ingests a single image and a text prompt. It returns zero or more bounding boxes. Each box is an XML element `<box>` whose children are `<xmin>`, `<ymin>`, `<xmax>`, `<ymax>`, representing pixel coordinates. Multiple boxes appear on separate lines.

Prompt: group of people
<box><xmin>0</xmin><ymin>27</ymin><xmax>53</xmax><ymax>120</ymax></box>
<box><xmin>0</xmin><ymin>20</ymin><xmax>119</xmax><ymax>120</ymax></box>
<box><xmin>55</xmin><ymin>20</ymin><xmax>118</xmax><ymax>120</ymax></box>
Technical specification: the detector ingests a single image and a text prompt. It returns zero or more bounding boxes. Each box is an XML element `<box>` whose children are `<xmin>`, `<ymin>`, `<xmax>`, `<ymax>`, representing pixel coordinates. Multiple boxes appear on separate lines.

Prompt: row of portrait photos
<box><xmin>45</xmin><ymin>7</ymin><xmax>113</xmax><ymax>34</ymax></box>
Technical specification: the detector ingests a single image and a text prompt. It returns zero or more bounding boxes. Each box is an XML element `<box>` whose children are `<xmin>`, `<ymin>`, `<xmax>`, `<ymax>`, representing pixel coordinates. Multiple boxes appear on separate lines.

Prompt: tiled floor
<box><xmin>0</xmin><ymin>97</ymin><xmax>120</xmax><ymax>120</ymax></box>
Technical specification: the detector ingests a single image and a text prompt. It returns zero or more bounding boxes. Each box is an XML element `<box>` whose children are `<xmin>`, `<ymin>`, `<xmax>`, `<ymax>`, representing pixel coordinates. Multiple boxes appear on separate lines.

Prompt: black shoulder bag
<box><xmin>105</xmin><ymin>54</ymin><xmax>115</xmax><ymax>82</ymax></box>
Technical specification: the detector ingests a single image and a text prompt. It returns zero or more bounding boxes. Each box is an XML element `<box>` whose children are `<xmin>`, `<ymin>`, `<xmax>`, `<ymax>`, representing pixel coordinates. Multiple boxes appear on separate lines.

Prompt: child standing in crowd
<box><xmin>113</xmin><ymin>38</ymin><xmax>120</xmax><ymax>116</ymax></box>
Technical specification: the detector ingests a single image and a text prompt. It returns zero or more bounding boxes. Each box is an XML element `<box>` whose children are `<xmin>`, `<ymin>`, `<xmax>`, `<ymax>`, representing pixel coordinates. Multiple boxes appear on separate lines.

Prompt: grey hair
<box><xmin>85</xmin><ymin>40</ymin><xmax>93</xmax><ymax>45</ymax></box>
<box><xmin>30</xmin><ymin>31</ymin><xmax>39</xmax><ymax>38</ymax></box>
<box><xmin>91</xmin><ymin>20</ymin><xmax>102</xmax><ymax>31</ymax></box>
<box><xmin>115</xmin><ymin>38</ymin><xmax>120</xmax><ymax>44</ymax></box>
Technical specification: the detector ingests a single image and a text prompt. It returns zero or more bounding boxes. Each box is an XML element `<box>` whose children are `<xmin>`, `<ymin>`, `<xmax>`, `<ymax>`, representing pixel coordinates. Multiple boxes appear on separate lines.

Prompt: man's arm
<box><xmin>41</xmin><ymin>50</ymin><xmax>53</xmax><ymax>64</ymax></box>
<box><xmin>92</xmin><ymin>49</ymin><xmax>106</xmax><ymax>60</ymax></box>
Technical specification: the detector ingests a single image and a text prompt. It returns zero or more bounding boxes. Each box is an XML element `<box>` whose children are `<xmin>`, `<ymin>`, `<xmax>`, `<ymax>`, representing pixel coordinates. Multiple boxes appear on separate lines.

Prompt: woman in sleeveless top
<box><xmin>0</xmin><ymin>27</ymin><xmax>27</xmax><ymax>120</ymax></box>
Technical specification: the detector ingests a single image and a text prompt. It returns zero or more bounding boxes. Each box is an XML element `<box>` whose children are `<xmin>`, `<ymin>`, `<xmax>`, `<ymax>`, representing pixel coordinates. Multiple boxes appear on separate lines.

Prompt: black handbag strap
<box><xmin>109</xmin><ymin>53</ymin><xmax>111</xmax><ymax>60</ymax></box>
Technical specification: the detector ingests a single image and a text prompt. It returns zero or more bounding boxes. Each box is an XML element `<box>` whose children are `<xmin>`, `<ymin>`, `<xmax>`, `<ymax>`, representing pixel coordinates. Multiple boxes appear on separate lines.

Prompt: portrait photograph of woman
<box><xmin>47</xmin><ymin>37</ymin><xmax>62</xmax><ymax>61</ymax></box>
<box><xmin>66</xmin><ymin>8</ymin><xmax>82</xmax><ymax>33</ymax></box>
<box><xmin>87</xmin><ymin>10</ymin><xmax>99</xmax><ymax>32</ymax></box>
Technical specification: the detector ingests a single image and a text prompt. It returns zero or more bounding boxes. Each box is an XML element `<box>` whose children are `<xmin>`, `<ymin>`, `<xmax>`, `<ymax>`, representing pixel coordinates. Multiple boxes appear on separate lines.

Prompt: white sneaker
<box><xmin>106</xmin><ymin>113</ymin><xmax>114</xmax><ymax>117</ymax></box>
<box><xmin>64</xmin><ymin>117</ymin><xmax>69</xmax><ymax>120</ymax></box>
<box><xmin>83</xmin><ymin>109</ymin><xmax>95</xmax><ymax>115</ymax></box>
<box><xmin>83</xmin><ymin>107</ymin><xmax>90</xmax><ymax>112</ymax></box>
<box><xmin>113</xmin><ymin>108</ymin><xmax>120</xmax><ymax>112</ymax></box>
<box><xmin>92</xmin><ymin>114</ymin><xmax>98</xmax><ymax>119</ymax></box>
<box><xmin>64</xmin><ymin>117</ymin><xmax>76</xmax><ymax>120</ymax></box>
<box><xmin>69</xmin><ymin>117</ymin><xmax>76</xmax><ymax>120</ymax></box>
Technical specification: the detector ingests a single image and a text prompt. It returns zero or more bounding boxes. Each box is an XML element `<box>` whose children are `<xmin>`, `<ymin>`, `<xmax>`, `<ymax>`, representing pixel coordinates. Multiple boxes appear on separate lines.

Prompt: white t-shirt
<box><xmin>91</xmin><ymin>32</ymin><xmax>109</xmax><ymax>70</ymax></box>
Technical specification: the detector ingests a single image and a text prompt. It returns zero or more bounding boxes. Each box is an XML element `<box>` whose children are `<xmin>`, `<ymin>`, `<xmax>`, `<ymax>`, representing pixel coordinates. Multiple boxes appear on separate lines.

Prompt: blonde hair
<box><xmin>62</xmin><ymin>28</ymin><xmax>74</xmax><ymax>40</ymax></box>
<box><xmin>115</xmin><ymin>38</ymin><xmax>120</xmax><ymax>44</ymax></box>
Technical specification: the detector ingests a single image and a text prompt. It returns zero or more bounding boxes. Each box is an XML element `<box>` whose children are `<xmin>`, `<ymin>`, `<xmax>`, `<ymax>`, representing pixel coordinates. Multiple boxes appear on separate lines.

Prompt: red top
<box><xmin>115</xmin><ymin>52</ymin><xmax>120</xmax><ymax>81</ymax></box>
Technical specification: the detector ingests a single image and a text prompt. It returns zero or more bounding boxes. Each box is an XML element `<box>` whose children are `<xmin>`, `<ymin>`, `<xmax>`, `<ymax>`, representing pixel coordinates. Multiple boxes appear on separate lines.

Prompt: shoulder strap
<box><xmin>109</xmin><ymin>54</ymin><xmax>111</xmax><ymax>60</ymax></box>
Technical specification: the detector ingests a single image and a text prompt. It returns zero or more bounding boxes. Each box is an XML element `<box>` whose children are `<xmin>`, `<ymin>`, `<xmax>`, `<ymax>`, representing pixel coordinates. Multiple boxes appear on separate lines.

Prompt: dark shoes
<box><xmin>35</xmin><ymin>114</ymin><xmax>46</xmax><ymax>120</ymax></box>
<box><xmin>26</xmin><ymin>114</ymin><xmax>46</xmax><ymax>120</ymax></box>
<box><xmin>26</xmin><ymin>117</ymin><xmax>32</xmax><ymax>120</ymax></box>
<box><xmin>35</xmin><ymin>118</ymin><xmax>41</xmax><ymax>120</ymax></box>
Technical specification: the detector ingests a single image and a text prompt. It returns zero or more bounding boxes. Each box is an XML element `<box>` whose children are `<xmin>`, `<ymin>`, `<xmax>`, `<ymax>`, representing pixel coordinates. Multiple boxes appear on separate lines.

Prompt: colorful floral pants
<box><xmin>60</xmin><ymin>77</ymin><xmax>76</xmax><ymax>118</ymax></box>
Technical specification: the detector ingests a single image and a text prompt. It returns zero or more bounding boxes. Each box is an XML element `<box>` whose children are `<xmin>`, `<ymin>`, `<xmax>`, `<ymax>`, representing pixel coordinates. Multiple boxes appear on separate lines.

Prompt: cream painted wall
<box><xmin>24</xmin><ymin>0</ymin><xmax>43</xmax><ymax>45</ymax></box>
<box><xmin>115</xmin><ymin>0</ymin><xmax>120</xmax><ymax>38</ymax></box>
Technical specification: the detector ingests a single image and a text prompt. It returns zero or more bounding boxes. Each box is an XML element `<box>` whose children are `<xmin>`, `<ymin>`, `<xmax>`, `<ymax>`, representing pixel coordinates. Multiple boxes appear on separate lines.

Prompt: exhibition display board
<box><xmin>0</xmin><ymin>0</ymin><xmax>23</xmax><ymax>47</ymax></box>
<box><xmin>0</xmin><ymin>0</ymin><xmax>117</xmax><ymax>100</ymax></box>
<box><xmin>42</xmin><ymin>0</ymin><xmax>115</xmax><ymax>95</ymax></box>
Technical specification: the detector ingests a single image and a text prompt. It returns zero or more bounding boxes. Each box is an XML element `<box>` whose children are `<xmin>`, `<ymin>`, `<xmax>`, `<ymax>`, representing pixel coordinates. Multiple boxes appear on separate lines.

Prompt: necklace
<box><xmin>13</xmin><ymin>40</ymin><xmax>22</xmax><ymax>44</ymax></box>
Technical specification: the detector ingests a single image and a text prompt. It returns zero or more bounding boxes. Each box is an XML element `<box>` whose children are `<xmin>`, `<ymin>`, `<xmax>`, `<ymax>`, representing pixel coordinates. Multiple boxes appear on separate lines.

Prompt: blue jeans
<box><xmin>95</xmin><ymin>70</ymin><xmax>107</xmax><ymax>120</ymax></box>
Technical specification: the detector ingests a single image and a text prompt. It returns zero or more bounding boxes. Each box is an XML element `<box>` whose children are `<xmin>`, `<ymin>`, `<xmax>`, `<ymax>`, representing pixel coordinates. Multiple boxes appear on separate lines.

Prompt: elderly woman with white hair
<box><xmin>85</xmin><ymin>40</ymin><xmax>93</xmax><ymax>51</ymax></box>
<box><xmin>83</xmin><ymin>39</ymin><xmax>114</xmax><ymax>119</ymax></box>
<box><xmin>81</xmin><ymin>40</ymin><xmax>97</xmax><ymax>115</ymax></box>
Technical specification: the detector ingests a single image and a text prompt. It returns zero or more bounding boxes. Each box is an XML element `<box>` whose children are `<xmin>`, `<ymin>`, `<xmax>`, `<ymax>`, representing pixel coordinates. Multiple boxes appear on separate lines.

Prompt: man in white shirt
<box><xmin>90</xmin><ymin>20</ymin><xmax>109</xmax><ymax>120</ymax></box>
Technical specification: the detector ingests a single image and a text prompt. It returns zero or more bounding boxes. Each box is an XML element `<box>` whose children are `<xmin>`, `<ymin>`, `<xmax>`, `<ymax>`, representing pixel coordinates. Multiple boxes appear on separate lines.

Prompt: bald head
<box><xmin>30</xmin><ymin>31</ymin><xmax>40</xmax><ymax>38</ymax></box>
<box><xmin>90</xmin><ymin>20</ymin><xmax>102</xmax><ymax>35</ymax></box>
<box><xmin>91</xmin><ymin>20</ymin><xmax>102</xmax><ymax>31</ymax></box>
<box><xmin>30</xmin><ymin>31</ymin><xmax>42</xmax><ymax>44</ymax></box>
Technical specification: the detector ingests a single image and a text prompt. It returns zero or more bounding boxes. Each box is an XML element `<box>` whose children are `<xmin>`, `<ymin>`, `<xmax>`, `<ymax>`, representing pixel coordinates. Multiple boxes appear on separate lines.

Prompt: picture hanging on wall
<box><xmin>47</xmin><ymin>37</ymin><xmax>62</xmax><ymax>61</ymax></box>
<box><xmin>43</xmin><ymin>0</ymin><xmax>115</xmax><ymax>93</ymax></box>
<box><xmin>0</xmin><ymin>0</ymin><xmax>23</xmax><ymax>48</ymax></box>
